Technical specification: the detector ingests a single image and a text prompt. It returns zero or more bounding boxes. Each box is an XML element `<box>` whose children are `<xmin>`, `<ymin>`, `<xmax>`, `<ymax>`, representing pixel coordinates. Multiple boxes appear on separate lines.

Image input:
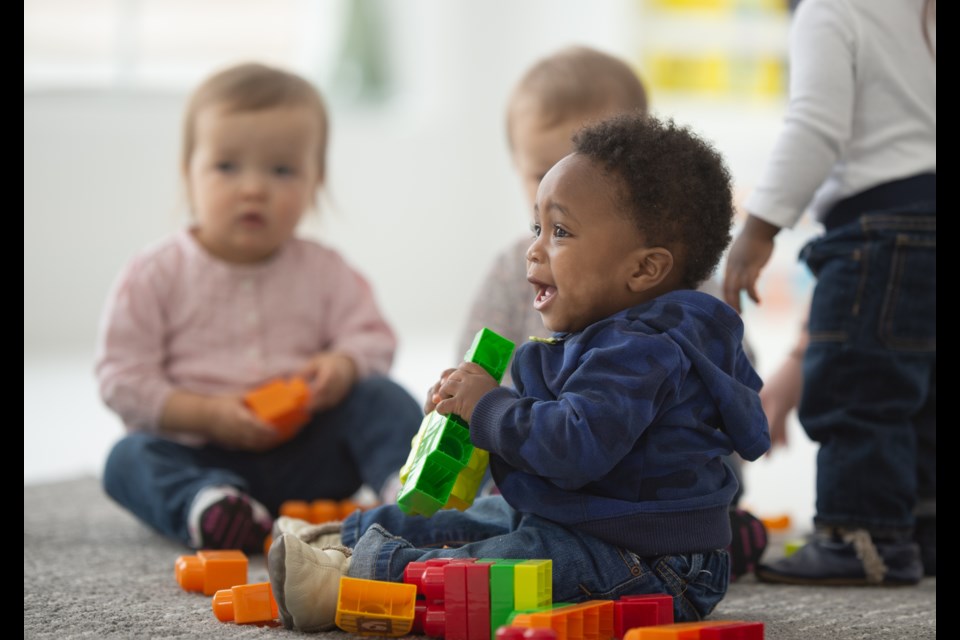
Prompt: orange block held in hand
<box><xmin>244</xmin><ymin>377</ymin><xmax>310</xmax><ymax>440</ymax></box>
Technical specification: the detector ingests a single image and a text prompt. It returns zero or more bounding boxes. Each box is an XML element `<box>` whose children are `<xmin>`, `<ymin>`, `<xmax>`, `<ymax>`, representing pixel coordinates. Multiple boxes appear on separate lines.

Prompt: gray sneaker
<box><xmin>756</xmin><ymin>528</ymin><xmax>923</xmax><ymax>586</ymax></box>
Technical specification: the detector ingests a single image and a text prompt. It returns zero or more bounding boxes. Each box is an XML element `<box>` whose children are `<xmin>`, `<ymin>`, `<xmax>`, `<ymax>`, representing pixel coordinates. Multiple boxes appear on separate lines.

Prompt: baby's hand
<box><xmin>434</xmin><ymin>363</ymin><xmax>498</xmax><ymax>424</ymax></box>
<box><xmin>298</xmin><ymin>352</ymin><xmax>358</xmax><ymax>413</ymax></box>
<box><xmin>424</xmin><ymin>368</ymin><xmax>457</xmax><ymax>414</ymax></box>
<box><xmin>206</xmin><ymin>396</ymin><xmax>280</xmax><ymax>452</ymax></box>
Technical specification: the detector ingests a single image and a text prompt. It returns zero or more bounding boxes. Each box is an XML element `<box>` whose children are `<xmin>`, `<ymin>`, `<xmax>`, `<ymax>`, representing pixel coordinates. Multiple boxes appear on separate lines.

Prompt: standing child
<box><xmin>268</xmin><ymin>114</ymin><xmax>770</xmax><ymax>631</ymax></box>
<box><xmin>724</xmin><ymin>0</ymin><xmax>935</xmax><ymax>584</ymax></box>
<box><xmin>95</xmin><ymin>62</ymin><xmax>423</xmax><ymax>555</ymax></box>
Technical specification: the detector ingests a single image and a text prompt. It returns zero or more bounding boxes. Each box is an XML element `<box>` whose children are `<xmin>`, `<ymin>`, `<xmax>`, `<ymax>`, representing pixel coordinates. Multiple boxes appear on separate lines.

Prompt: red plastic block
<box><xmin>424</xmin><ymin>602</ymin><xmax>447</xmax><ymax>637</ymax></box>
<box><xmin>466</xmin><ymin>561</ymin><xmax>494</xmax><ymax>640</ymax></box>
<box><xmin>698</xmin><ymin>622</ymin><xmax>763</xmax><ymax>639</ymax></box>
<box><xmin>497</xmin><ymin>626</ymin><xmax>529</xmax><ymax>640</ymax></box>
<box><xmin>615</xmin><ymin>601</ymin><xmax>661</xmax><ymax>638</ymax></box>
<box><xmin>413</xmin><ymin>601</ymin><xmax>427</xmax><ymax>635</ymax></box>
<box><xmin>525</xmin><ymin>629</ymin><xmax>560</xmax><ymax>640</ymax></box>
<box><xmin>620</xmin><ymin>594</ymin><xmax>674</xmax><ymax>625</ymax></box>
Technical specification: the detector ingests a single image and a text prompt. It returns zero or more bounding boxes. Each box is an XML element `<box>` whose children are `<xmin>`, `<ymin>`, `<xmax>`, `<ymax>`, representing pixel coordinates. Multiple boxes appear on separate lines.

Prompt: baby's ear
<box><xmin>627</xmin><ymin>246</ymin><xmax>674</xmax><ymax>293</ymax></box>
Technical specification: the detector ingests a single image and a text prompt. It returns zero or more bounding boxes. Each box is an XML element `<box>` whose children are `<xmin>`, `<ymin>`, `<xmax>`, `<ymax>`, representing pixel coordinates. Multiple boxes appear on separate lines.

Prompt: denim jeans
<box><xmin>342</xmin><ymin>496</ymin><xmax>729</xmax><ymax>622</ymax></box>
<box><xmin>799</xmin><ymin>207</ymin><xmax>936</xmax><ymax>536</ymax></box>
<box><xmin>102</xmin><ymin>376</ymin><xmax>422</xmax><ymax>546</ymax></box>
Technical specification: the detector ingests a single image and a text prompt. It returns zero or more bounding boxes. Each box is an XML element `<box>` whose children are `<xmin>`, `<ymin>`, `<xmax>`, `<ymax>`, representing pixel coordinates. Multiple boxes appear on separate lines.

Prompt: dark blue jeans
<box><xmin>799</xmin><ymin>207</ymin><xmax>936</xmax><ymax>536</ymax></box>
<box><xmin>102</xmin><ymin>376</ymin><xmax>423</xmax><ymax>547</ymax></box>
<box><xmin>342</xmin><ymin>497</ymin><xmax>729</xmax><ymax>623</ymax></box>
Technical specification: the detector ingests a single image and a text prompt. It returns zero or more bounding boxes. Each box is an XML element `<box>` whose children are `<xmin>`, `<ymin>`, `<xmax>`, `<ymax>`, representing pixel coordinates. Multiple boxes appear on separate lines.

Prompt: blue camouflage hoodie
<box><xmin>469</xmin><ymin>289</ymin><xmax>770</xmax><ymax>556</ymax></box>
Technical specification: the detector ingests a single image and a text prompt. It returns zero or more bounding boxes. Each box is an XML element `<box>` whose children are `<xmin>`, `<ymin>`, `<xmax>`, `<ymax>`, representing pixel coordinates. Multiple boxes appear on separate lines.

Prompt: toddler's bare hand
<box><xmin>206</xmin><ymin>396</ymin><xmax>279</xmax><ymax>452</ymax></box>
<box><xmin>298</xmin><ymin>352</ymin><xmax>358</xmax><ymax>413</ymax></box>
<box><xmin>434</xmin><ymin>363</ymin><xmax>498</xmax><ymax>423</ymax></box>
<box><xmin>424</xmin><ymin>368</ymin><xmax>457</xmax><ymax>414</ymax></box>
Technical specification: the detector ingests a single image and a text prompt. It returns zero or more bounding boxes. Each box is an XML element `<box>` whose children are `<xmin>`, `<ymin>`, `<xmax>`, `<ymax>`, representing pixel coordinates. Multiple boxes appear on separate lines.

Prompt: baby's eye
<box><xmin>553</xmin><ymin>225</ymin><xmax>570</xmax><ymax>238</ymax></box>
<box><xmin>531</xmin><ymin>223</ymin><xmax>542</xmax><ymax>237</ymax></box>
<box><xmin>273</xmin><ymin>165</ymin><xmax>295</xmax><ymax>176</ymax></box>
<box><xmin>215</xmin><ymin>161</ymin><xmax>236</xmax><ymax>173</ymax></box>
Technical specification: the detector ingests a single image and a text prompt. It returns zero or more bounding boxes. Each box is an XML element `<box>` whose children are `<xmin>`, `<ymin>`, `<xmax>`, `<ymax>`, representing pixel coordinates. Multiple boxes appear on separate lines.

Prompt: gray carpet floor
<box><xmin>24</xmin><ymin>477</ymin><xmax>935</xmax><ymax>639</ymax></box>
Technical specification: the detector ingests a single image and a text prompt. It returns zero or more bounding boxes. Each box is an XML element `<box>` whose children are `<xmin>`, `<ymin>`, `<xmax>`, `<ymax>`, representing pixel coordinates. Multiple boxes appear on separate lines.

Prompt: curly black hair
<box><xmin>572</xmin><ymin>113</ymin><xmax>734</xmax><ymax>289</ymax></box>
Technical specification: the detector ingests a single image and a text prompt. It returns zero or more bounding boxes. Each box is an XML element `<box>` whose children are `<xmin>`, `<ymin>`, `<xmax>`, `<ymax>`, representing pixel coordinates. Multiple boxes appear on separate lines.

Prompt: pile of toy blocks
<box><xmin>332</xmin><ymin>557</ymin><xmax>764</xmax><ymax>640</ymax></box>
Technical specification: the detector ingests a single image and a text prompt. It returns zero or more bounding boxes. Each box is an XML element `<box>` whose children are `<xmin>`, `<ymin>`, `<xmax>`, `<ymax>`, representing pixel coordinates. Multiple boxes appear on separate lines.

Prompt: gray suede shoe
<box><xmin>268</xmin><ymin>533</ymin><xmax>352</xmax><ymax>632</ymax></box>
<box><xmin>756</xmin><ymin>528</ymin><xmax>923</xmax><ymax>586</ymax></box>
<box><xmin>272</xmin><ymin>516</ymin><xmax>343</xmax><ymax>549</ymax></box>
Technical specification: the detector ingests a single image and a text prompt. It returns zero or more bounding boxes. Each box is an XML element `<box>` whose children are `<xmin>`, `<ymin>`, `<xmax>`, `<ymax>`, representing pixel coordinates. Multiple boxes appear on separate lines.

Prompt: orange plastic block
<box><xmin>759</xmin><ymin>514</ymin><xmax>791</xmax><ymax>531</ymax></box>
<box><xmin>279</xmin><ymin>499</ymin><xmax>311</xmax><ymax>521</ymax></box>
<box><xmin>212</xmin><ymin>581</ymin><xmax>279</xmax><ymax>624</ymax></box>
<box><xmin>279</xmin><ymin>498</ymin><xmax>378</xmax><ymax>525</ymax></box>
<box><xmin>514</xmin><ymin>601</ymin><xmax>613</xmax><ymax>640</ymax></box>
<box><xmin>623</xmin><ymin>621</ymin><xmax>758</xmax><ymax>640</ymax></box>
<box><xmin>311</xmin><ymin>499</ymin><xmax>340</xmax><ymax>523</ymax></box>
<box><xmin>244</xmin><ymin>377</ymin><xmax>310</xmax><ymax>439</ymax></box>
<box><xmin>175</xmin><ymin>550</ymin><xmax>248</xmax><ymax>596</ymax></box>
<box><xmin>335</xmin><ymin>576</ymin><xmax>418</xmax><ymax>636</ymax></box>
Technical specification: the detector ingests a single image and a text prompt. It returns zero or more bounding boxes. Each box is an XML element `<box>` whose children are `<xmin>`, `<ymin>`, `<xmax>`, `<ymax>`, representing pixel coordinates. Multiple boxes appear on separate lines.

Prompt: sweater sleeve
<box><xmin>746</xmin><ymin>0</ymin><xmax>857</xmax><ymax>228</ymax></box>
<box><xmin>470</xmin><ymin>333</ymin><xmax>684</xmax><ymax>490</ymax></box>
<box><xmin>322</xmin><ymin>256</ymin><xmax>397</xmax><ymax>378</ymax></box>
<box><xmin>93</xmin><ymin>255</ymin><xmax>175</xmax><ymax>432</ymax></box>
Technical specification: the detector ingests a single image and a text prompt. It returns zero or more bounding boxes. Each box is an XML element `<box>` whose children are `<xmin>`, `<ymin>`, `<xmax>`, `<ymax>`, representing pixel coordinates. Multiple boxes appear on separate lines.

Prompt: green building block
<box><xmin>484</xmin><ymin>559</ymin><xmax>522</xmax><ymax>640</ymax></box>
<box><xmin>396</xmin><ymin>328</ymin><xmax>515</xmax><ymax>517</ymax></box>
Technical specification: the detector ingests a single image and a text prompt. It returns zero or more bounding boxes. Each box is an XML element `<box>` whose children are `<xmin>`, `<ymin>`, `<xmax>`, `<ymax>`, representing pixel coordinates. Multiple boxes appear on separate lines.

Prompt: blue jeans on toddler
<box><xmin>342</xmin><ymin>496</ymin><xmax>729</xmax><ymax>623</ymax></box>
<box><xmin>799</xmin><ymin>197</ymin><xmax>936</xmax><ymax>537</ymax></box>
<box><xmin>102</xmin><ymin>376</ymin><xmax>423</xmax><ymax>547</ymax></box>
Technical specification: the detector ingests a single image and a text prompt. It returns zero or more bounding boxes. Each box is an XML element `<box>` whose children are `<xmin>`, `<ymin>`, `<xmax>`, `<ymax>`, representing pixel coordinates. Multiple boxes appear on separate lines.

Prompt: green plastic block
<box><xmin>397</xmin><ymin>328</ymin><xmax>515</xmax><ymax>517</ymax></box>
<box><xmin>465</xmin><ymin>327</ymin><xmax>516</xmax><ymax>382</ymax></box>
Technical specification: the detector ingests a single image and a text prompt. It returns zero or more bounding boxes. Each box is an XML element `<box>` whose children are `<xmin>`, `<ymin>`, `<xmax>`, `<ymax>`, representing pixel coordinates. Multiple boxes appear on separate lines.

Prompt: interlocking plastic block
<box><xmin>510</xmin><ymin>602</ymin><xmax>608</xmax><ymax>640</ymax></box>
<box><xmin>623</xmin><ymin>621</ymin><xmax>757</xmax><ymax>640</ymax></box>
<box><xmin>699</xmin><ymin>622</ymin><xmax>764</xmax><ymax>640</ymax></box>
<box><xmin>524</xmin><ymin>629</ymin><xmax>560</xmax><ymax>640</ymax></box>
<box><xmin>783</xmin><ymin>538</ymin><xmax>804</xmax><ymax>557</ymax></box>
<box><xmin>485</xmin><ymin>559</ymin><xmax>522</xmax><ymax>640</ymax></box>
<box><xmin>244</xmin><ymin>377</ymin><xmax>310</xmax><ymax>439</ymax></box>
<box><xmin>614</xmin><ymin>594</ymin><xmax>674</xmax><ymax>636</ymax></box>
<box><xmin>464</xmin><ymin>327</ymin><xmax>516</xmax><ymax>381</ymax></box>
<box><xmin>175</xmin><ymin>550</ymin><xmax>248</xmax><ymax>595</ymax></box>
<box><xmin>515</xmin><ymin>559</ymin><xmax>552</xmax><ymax>610</ymax></box>
<box><xmin>759</xmin><ymin>514</ymin><xmax>791</xmax><ymax>531</ymax></box>
<box><xmin>335</xmin><ymin>576</ymin><xmax>418</xmax><ymax>636</ymax></box>
<box><xmin>397</xmin><ymin>328</ymin><xmax>515</xmax><ymax>517</ymax></box>
<box><xmin>466</xmin><ymin>561</ymin><xmax>495</xmax><ymax>640</ymax></box>
<box><xmin>212</xmin><ymin>581</ymin><xmax>279</xmax><ymax>624</ymax></box>
<box><xmin>498</xmin><ymin>626</ymin><xmax>530</xmax><ymax>640</ymax></box>
<box><xmin>278</xmin><ymin>498</ymin><xmax>375</xmax><ymax>525</ymax></box>
<box><xmin>397</xmin><ymin>412</ymin><xmax>474</xmax><ymax>516</ymax></box>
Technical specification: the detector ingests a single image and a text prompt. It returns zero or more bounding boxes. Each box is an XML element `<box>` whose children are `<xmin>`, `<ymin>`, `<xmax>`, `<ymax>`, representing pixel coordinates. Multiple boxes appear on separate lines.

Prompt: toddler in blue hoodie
<box><xmin>268</xmin><ymin>114</ymin><xmax>771</xmax><ymax>631</ymax></box>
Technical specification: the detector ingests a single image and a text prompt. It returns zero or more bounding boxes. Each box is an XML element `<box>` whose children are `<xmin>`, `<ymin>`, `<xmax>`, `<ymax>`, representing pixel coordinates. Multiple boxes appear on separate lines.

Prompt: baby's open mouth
<box><xmin>533</xmin><ymin>284</ymin><xmax>557</xmax><ymax>310</ymax></box>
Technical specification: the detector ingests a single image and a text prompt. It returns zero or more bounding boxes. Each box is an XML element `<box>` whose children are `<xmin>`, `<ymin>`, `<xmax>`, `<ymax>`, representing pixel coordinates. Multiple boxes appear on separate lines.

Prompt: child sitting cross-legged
<box><xmin>267</xmin><ymin>113</ymin><xmax>771</xmax><ymax>631</ymax></box>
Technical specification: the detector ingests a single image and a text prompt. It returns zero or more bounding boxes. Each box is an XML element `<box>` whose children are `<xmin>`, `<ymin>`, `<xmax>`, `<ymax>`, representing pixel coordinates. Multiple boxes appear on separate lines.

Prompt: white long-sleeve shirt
<box><xmin>747</xmin><ymin>0</ymin><xmax>936</xmax><ymax>227</ymax></box>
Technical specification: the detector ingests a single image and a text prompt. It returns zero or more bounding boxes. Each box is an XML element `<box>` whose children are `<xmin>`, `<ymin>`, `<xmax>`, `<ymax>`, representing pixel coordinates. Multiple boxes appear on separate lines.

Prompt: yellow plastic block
<box><xmin>445</xmin><ymin>448</ymin><xmax>490</xmax><ymax>511</ymax></box>
<box><xmin>515</xmin><ymin>559</ymin><xmax>552</xmax><ymax>610</ymax></box>
<box><xmin>212</xmin><ymin>581</ymin><xmax>279</xmax><ymax>624</ymax></box>
<box><xmin>335</xmin><ymin>576</ymin><xmax>418</xmax><ymax>636</ymax></box>
<box><xmin>174</xmin><ymin>550</ymin><xmax>248</xmax><ymax>596</ymax></box>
